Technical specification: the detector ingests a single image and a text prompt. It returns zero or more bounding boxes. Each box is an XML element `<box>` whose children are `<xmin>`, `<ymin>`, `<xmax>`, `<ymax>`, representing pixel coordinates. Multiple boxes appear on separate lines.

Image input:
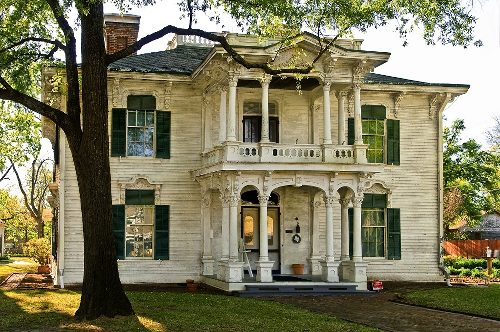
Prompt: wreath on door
<box><xmin>292</xmin><ymin>234</ymin><xmax>301</xmax><ymax>244</ymax></box>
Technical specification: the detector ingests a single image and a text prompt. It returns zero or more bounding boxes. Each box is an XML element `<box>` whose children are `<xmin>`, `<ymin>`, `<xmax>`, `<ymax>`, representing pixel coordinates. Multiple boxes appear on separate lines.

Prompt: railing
<box><xmin>201</xmin><ymin>142</ymin><xmax>362</xmax><ymax>166</ymax></box>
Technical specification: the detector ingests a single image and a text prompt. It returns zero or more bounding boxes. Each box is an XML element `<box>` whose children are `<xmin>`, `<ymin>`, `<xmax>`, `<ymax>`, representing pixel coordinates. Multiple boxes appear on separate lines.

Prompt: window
<box><xmin>242</xmin><ymin>101</ymin><xmax>279</xmax><ymax>143</ymax></box>
<box><xmin>111</xmin><ymin>95</ymin><xmax>171</xmax><ymax>159</ymax></box>
<box><xmin>112</xmin><ymin>189</ymin><xmax>169</xmax><ymax>260</ymax></box>
<box><xmin>349</xmin><ymin>194</ymin><xmax>401</xmax><ymax>259</ymax></box>
<box><xmin>347</xmin><ymin>105</ymin><xmax>400</xmax><ymax>165</ymax></box>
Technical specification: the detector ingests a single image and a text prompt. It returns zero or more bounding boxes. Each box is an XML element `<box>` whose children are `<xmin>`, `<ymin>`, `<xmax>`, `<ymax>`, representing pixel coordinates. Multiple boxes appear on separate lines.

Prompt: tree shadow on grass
<box><xmin>0</xmin><ymin>289</ymin><xmax>155</xmax><ymax>331</ymax></box>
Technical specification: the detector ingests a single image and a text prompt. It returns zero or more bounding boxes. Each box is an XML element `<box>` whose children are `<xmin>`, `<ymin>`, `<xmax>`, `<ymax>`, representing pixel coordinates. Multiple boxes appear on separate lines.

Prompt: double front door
<box><xmin>241</xmin><ymin>207</ymin><xmax>280</xmax><ymax>273</ymax></box>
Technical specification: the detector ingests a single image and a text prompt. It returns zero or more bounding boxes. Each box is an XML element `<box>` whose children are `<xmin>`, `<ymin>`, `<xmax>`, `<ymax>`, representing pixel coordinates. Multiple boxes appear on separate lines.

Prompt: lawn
<box><xmin>0</xmin><ymin>257</ymin><xmax>37</xmax><ymax>283</ymax></box>
<box><xmin>0</xmin><ymin>290</ymin><xmax>379</xmax><ymax>332</ymax></box>
<box><xmin>400</xmin><ymin>284</ymin><xmax>500</xmax><ymax>320</ymax></box>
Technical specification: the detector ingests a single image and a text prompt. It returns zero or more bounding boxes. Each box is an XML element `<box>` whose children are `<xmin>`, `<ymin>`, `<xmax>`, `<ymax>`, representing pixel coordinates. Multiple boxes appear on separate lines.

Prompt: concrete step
<box><xmin>240</xmin><ymin>283</ymin><xmax>367</xmax><ymax>297</ymax></box>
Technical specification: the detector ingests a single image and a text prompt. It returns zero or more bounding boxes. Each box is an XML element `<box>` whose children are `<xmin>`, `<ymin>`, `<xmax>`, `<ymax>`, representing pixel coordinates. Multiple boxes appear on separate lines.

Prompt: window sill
<box><xmin>111</xmin><ymin>156</ymin><xmax>168</xmax><ymax>164</ymax></box>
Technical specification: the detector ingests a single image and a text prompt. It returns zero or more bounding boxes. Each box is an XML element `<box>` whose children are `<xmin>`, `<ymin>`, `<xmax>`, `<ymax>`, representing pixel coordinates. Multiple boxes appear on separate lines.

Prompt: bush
<box><xmin>23</xmin><ymin>238</ymin><xmax>51</xmax><ymax>265</ymax></box>
<box><xmin>0</xmin><ymin>255</ymin><xmax>9</xmax><ymax>261</ymax></box>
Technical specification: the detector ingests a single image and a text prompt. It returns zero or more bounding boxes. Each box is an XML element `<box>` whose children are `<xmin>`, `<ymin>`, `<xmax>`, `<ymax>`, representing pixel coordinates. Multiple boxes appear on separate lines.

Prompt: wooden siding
<box><xmin>58</xmin><ymin>74</ymin><xmax>444</xmax><ymax>283</ymax></box>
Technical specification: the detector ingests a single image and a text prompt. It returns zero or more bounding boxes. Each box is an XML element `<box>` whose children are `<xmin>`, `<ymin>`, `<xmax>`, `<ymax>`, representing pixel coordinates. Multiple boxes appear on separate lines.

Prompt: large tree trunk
<box><xmin>36</xmin><ymin>217</ymin><xmax>44</xmax><ymax>238</ymax></box>
<box><xmin>71</xmin><ymin>4</ymin><xmax>133</xmax><ymax>320</ymax></box>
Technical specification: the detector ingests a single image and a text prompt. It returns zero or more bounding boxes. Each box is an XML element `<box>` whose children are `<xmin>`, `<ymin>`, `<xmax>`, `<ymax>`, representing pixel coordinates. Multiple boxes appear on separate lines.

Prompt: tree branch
<box><xmin>0</xmin><ymin>37</ymin><xmax>66</xmax><ymax>55</ymax></box>
<box><xmin>9</xmin><ymin>159</ymin><xmax>37</xmax><ymax>220</ymax></box>
<box><xmin>106</xmin><ymin>26</ymin><xmax>337</xmax><ymax>75</ymax></box>
<box><xmin>0</xmin><ymin>165</ymin><xmax>13</xmax><ymax>182</ymax></box>
<box><xmin>45</xmin><ymin>0</ymin><xmax>81</xmax><ymax>128</ymax></box>
<box><xmin>0</xmin><ymin>75</ymin><xmax>76</xmax><ymax>136</ymax></box>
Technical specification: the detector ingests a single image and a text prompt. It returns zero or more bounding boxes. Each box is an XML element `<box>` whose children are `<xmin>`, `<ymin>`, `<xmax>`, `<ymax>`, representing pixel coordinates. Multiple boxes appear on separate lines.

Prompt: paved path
<box><xmin>272</xmin><ymin>289</ymin><xmax>500</xmax><ymax>332</ymax></box>
<box><xmin>0</xmin><ymin>273</ymin><xmax>27</xmax><ymax>290</ymax></box>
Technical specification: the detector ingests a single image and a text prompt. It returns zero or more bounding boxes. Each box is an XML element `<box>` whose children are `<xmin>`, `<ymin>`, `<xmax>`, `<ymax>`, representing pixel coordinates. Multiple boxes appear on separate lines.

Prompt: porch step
<box><xmin>240</xmin><ymin>283</ymin><xmax>363</xmax><ymax>297</ymax></box>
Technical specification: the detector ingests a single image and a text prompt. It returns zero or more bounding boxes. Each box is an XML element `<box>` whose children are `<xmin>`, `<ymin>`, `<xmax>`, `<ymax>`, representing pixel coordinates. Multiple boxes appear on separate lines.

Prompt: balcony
<box><xmin>197</xmin><ymin>142</ymin><xmax>380</xmax><ymax>176</ymax></box>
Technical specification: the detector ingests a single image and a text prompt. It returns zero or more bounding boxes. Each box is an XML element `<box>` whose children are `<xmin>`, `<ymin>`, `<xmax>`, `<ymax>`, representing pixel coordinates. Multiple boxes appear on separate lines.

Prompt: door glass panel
<box><xmin>243</xmin><ymin>215</ymin><xmax>255</xmax><ymax>247</ymax></box>
<box><xmin>267</xmin><ymin>216</ymin><xmax>274</xmax><ymax>246</ymax></box>
<box><xmin>242</xmin><ymin>208</ymin><xmax>259</xmax><ymax>249</ymax></box>
<box><xmin>268</xmin><ymin>209</ymin><xmax>279</xmax><ymax>250</ymax></box>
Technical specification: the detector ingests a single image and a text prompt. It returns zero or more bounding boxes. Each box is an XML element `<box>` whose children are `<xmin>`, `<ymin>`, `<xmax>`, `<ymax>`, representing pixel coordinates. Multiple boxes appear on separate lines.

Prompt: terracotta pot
<box><xmin>186</xmin><ymin>279</ymin><xmax>198</xmax><ymax>293</ymax></box>
<box><xmin>38</xmin><ymin>264</ymin><xmax>51</xmax><ymax>274</ymax></box>
<box><xmin>291</xmin><ymin>263</ymin><xmax>304</xmax><ymax>275</ymax></box>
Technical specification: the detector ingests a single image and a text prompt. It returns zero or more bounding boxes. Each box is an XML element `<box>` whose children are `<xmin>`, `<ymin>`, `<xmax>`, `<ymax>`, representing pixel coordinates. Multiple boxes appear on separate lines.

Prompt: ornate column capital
<box><xmin>335</xmin><ymin>90</ymin><xmax>348</xmax><ymax>99</ymax></box>
<box><xmin>338</xmin><ymin>198</ymin><xmax>351</xmax><ymax>208</ymax></box>
<box><xmin>229</xmin><ymin>194</ymin><xmax>239</xmax><ymax>207</ymax></box>
<box><xmin>323</xmin><ymin>195</ymin><xmax>336</xmax><ymax>207</ymax></box>
<box><xmin>228</xmin><ymin>75</ymin><xmax>238</xmax><ymax>88</ymax></box>
<box><xmin>352</xmin><ymin>195</ymin><xmax>364</xmax><ymax>208</ymax></box>
<box><xmin>258</xmin><ymin>194</ymin><xmax>269</xmax><ymax>206</ymax></box>
<box><xmin>220</xmin><ymin>194</ymin><xmax>231</xmax><ymax>208</ymax></box>
<box><xmin>259</xmin><ymin>74</ymin><xmax>272</xmax><ymax>87</ymax></box>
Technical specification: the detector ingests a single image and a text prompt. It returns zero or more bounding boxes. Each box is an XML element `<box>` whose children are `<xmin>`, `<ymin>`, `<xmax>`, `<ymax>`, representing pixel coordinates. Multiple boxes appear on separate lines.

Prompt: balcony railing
<box><xmin>201</xmin><ymin>142</ymin><xmax>367</xmax><ymax>167</ymax></box>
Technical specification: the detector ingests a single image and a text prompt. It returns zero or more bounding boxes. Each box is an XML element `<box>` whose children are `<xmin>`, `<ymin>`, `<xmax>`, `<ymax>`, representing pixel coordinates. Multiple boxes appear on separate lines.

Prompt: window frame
<box><xmin>126</xmin><ymin>95</ymin><xmax>158</xmax><ymax>158</ymax></box>
<box><xmin>242</xmin><ymin>100</ymin><xmax>279</xmax><ymax>143</ymax></box>
<box><xmin>124</xmin><ymin>204</ymin><xmax>155</xmax><ymax>259</ymax></box>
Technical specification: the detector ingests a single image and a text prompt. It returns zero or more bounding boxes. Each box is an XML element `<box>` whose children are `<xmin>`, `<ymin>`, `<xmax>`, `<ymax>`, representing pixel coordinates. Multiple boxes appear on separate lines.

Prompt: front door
<box><xmin>241</xmin><ymin>207</ymin><xmax>280</xmax><ymax>274</ymax></box>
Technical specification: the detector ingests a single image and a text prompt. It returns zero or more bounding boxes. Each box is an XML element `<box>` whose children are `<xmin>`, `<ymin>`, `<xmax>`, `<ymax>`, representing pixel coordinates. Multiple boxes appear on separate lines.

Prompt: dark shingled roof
<box><xmin>108</xmin><ymin>45</ymin><xmax>212</xmax><ymax>74</ymax></box>
<box><xmin>364</xmin><ymin>73</ymin><xmax>469</xmax><ymax>88</ymax></box>
<box><xmin>108</xmin><ymin>45</ymin><xmax>469</xmax><ymax>89</ymax></box>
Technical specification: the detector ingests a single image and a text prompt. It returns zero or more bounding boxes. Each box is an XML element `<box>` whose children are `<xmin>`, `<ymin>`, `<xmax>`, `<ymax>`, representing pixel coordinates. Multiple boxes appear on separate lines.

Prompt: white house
<box><xmin>43</xmin><ymin>14</ymin><xmax>469</xmax><ymax>292</ymax></box>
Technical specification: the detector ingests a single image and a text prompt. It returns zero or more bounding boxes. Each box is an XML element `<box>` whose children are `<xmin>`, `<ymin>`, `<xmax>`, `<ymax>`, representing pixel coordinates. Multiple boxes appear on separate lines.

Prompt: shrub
<box><xmin>0</xmin><ymin>255</ymin><xmax>9</xmax><ymax>261</ymax></box>
<box><xmin>23</xmin><ymin>238</ymin><xmax>51</xmax><ymax>265</ymax></box>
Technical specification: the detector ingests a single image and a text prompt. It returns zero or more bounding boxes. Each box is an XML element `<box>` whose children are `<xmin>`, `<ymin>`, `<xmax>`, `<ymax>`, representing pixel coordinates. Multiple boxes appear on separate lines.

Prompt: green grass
<box><xmin>400</xmin><ymin>284</ymin><xmax>500</xmax><ymax>320</ymax></box>
<box><xmin>0</xmin><ymin>290</ymin><xmax>378</xmax><ymax>331</ymax></box>
<box><xmin>0</xmin><ymin>257</ymin><xmax>37</xmax><ymax>283</ymax></box>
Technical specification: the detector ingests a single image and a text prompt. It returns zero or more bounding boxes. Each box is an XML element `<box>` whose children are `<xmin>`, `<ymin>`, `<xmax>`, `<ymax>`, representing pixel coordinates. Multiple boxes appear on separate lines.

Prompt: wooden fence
<box><xmin>443</xmin><ymin>240</ymin><xmax>500</xmax><ymax>258</ymax></box>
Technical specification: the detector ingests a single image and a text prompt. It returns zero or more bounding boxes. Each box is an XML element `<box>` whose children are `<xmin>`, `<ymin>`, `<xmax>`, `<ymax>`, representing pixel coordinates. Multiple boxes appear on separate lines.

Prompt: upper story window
<box><xmin>242</xmin><ymin>101</ymin><xmax>279</xmax><ymax>143</ymax></box>
<box><xmin>348</xmin><ymin>105</ymin><xmax>400</xmax><ymax>165</ymax></box>
<box><xmin>111</xmin><ymin>95</ymin><xmax>171</xmax><ymax>159</ymax></box>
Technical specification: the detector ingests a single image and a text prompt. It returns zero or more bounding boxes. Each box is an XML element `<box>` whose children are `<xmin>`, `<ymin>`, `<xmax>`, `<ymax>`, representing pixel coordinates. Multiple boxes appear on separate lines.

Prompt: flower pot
<box><xmin>38</xmin><ymin>264</ymin><xmax>51</xmax><ymax>274</ymax></box>
<box><xmin>186</xmin><ymin>279</ymin><xmax>198</xmax><ymax>293</ymax></box>
<box><xmin>291</xmin><ymin>263</ymin><xmax>304</xmax><ymax>275</ymax></box>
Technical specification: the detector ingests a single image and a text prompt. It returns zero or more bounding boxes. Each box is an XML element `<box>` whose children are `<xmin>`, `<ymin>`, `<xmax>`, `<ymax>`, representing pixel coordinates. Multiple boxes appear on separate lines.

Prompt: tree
<box><xmin>486</xmin><ymin>115</ymin><xmax>500</xmax><ymax>152</ymax></box>
<box><xmin>443</xmin><ymin>119</ymin><xmax>500</xmax><ymax>233</ymax></box>
<box><xmin>0</xmin><ymin>0</ymin><xmax>481</xmax><ymax>320</ymax></box>
<box><xmin>0</xmin><ymin>189</ymin><xmax>37</xmax><ymax>250</ymax></box>
<box><xmin>0</xmin><ymin>105</ymin><xmax>41</xmax><ymax>182</ymax></box>
<box><xmin>10</xmin><ymin>153</ymin><xmax>52</xmax><ymax>239</ymax></box>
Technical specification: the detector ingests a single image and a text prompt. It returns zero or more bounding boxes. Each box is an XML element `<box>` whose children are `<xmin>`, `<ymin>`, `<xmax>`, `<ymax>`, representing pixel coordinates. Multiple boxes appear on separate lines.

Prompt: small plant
<box><xmin>0</xmin><ymin>255</ymin><xmax>10</xmax><ymax>261</ymax></box>
<box><xmin>23</xmin><ymin>238</ymin><xmax>51</xmax><ymax>265</ymax></box>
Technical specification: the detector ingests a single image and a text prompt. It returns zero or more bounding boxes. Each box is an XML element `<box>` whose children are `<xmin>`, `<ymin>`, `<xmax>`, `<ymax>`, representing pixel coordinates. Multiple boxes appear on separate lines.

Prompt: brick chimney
<box><xmin>104</xmin><ymin>13</ymin><xmax>141</xmax><ymax>54</ymax></box>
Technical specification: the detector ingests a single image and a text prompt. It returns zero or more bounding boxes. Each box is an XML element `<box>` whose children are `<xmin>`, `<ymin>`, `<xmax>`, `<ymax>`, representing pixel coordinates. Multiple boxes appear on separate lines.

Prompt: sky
<box><xmin>103</xmin><ymin>0</ymin><xmax>500</xmax><ymax>147</ymax></box>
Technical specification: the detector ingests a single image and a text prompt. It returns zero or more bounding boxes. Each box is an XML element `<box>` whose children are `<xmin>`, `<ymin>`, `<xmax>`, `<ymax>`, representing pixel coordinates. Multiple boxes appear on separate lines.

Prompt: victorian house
<box><xmin>43</xmin><ymin>14</ymin><xmax>469</xmax><ymax>291</ymax></box>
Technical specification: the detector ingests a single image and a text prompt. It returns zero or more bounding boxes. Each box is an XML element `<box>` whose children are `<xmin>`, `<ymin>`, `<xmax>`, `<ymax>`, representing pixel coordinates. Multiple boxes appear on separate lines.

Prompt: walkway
<box><xmin>271</xmin><ymin>283</ymin><xmax>500</xmax><ymax>332</ymax></box>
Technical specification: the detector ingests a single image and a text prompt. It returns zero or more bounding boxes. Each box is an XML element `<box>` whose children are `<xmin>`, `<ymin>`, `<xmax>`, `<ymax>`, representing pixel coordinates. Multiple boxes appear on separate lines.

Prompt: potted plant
<box><xmin>23</xmin><ymin>238</ymin><xmax>51</xmax><ymax>274</ymax></box>
<box><xmin>186</xmin><ymin>279</ymin><xmax>199</xmax><ymax>293</ymax></box>
<box><xmin>291</xmin><ymin>263</ymin><xmax>305</xmax><ymax>275</ymax></box>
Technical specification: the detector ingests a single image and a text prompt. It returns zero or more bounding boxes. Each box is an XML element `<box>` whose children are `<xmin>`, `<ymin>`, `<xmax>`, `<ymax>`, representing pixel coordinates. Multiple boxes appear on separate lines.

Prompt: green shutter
<box><xmin>347</xmin><ymin>118</ymin><xmax>354</xmax><ymax>145</ymax></box>
<box><xmin>387</xmin><ymin>119</ymin><xmax>400</xmax><ymax>165</ymax></box>
<box><xmin>155</xmin><ymin>205</ymin><xmax>170</xmax><ymax>260</ymax></box>
<box><xmin>112</xmin><ymin>205</ymin><xmax>125</xmax><ymax>260</ymax></box>
<box><xmin>111</xmin><ymin>108</ymin><xmax>126</xmax><ymax>157</ymax></box>
<box><xmin>387</xmin><ymin>208</ymin><xmax>401</xmax><ymax>260</ymax></box>
<box><xmin>156</xmin><ymin>111</ymin><xmax>171</xmax><ymax>159</ymax></box>
<box><xmin>348</xmin><ymin>208</ymin><xmax>353</xmax><ymax>258</ymax></box>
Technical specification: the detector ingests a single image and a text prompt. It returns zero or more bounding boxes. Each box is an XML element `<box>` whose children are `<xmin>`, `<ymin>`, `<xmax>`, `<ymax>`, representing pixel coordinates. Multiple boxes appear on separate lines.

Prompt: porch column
<box><xmin>324</xmin><ymin>195</ymin><xmax>335</xmax><ymax>262</ymax></box>
<box><xmin>339</xmin><ymin>198</ymin><xmax>350</xmax><ymax>261</ymax></box>
<box><xmin>203</xmin><ymin>95</ymin><xmax>211</xmax><ymax>152</ymax></box>
<box><xmin>258</xmin><ymin>194</ymin><xmax>269</xmax><ymax>261</ymax></box>
<box><xmin>321</xmin><ymin>195</ymin><xmax>340</xmax><ymax>282</ymax></box>
<box><xmin>201</xmin><ymin>191</ymin><xmax>214</xmax><ymax>275</ymax></box>
<box><xmin>219</xmin><ymin>87</ymin><xmax>227</xmax><ymax>143</ymax></box>
<box><xmin>220</xmin><ymin>195</ymin><xmax>230</xmax><ymax>261</ymax></box>
<box><xmin>260</xmin><ymin>75</ymin><xmax>272</xmax><ymax>143</ymax></box>
<box><xmin>322</xmin><ymin>81</ymin><xmax>332</xmax><ymax>144</ymax></box>
<box><xmin>229</xmin><ymin>194</ymin><xmax>239</xmax><ymax>261</ymax></box>
<box><xmin>353</xmin><ymin>83</ymin><xmax>363</xmax><ymax>144</ymax></box>
<box><xmin>256</xmin><ymin>194</ymin><xmax>274</xmax><ymax>282</ymax></box>
<box><xmin>227</xmin><ymin>75</ymin><xmax>238</xmax><ymax>142</ymax></box>
<box><xmin>336</xmin><ymin>90</ymin><xmax>347</xmax><ymax>145</ymax></box>
<box><xmin>352</xmin><ymin>195</ymin><xmax>363</xmax><ymax>262</ymax></box>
